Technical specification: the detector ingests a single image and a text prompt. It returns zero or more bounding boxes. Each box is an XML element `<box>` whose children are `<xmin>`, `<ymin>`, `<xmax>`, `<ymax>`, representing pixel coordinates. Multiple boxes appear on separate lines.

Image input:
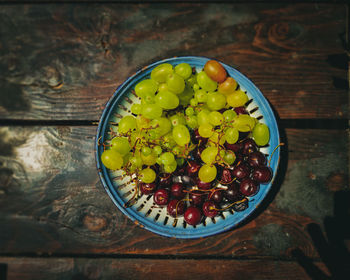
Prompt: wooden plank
<box><xmin>0</xmin><ymin>126</ymin><xmax>347</xmax><ymax>258</ymax></box>
<box><xmin>0</xmin><ymin>4</ymin><xmax>347</xmax><ymax>120</ymax></box>
<box><xmin>0</xmin><ymin>257</ymin><xmax>331</xmax><ymax>280</ymax></box>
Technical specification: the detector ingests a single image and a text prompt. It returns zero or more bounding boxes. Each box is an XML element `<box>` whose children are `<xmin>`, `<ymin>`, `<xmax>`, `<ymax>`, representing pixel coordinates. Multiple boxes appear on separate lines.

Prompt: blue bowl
<box><xmin>96</xmin><ymin>56</ymin><xmax>280</xmax><ymax>238</ymax></box>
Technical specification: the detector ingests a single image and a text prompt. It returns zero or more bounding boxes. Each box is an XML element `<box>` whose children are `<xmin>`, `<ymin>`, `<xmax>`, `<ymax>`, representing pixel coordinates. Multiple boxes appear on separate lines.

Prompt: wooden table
<box><xmin>0</xmin><ymin>2</ymin><xmax>349</xmax><ymax>279</ymax></box>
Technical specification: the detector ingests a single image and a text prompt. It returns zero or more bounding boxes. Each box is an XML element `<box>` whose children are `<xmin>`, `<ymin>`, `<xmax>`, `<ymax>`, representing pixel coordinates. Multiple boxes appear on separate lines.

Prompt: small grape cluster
<box><xmin>100</xmin><ymin>59</ymin><xmax>273</xmax><ymax>226</ymax></box>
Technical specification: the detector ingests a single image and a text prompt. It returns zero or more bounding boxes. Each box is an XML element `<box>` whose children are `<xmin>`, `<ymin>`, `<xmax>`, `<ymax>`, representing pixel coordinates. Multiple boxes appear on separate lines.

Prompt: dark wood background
<box><xmin>0</xmin><ymin>1</ymin><xmax>349</xmax><ymax>279</ymax></box>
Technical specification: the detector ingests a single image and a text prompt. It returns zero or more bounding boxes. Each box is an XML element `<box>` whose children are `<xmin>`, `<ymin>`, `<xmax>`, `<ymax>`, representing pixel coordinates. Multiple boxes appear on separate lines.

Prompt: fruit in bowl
<box><xmin>98</xmin><ymin>58</ymin><xmax>276</xmax><ymax>228</ymax></box>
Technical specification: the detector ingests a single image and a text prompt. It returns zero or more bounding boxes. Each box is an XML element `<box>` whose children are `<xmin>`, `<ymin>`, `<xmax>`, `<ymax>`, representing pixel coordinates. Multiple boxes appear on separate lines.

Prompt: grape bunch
<box><xmin>100</xmin><ymin>59</ymin><xmax>273</xmax><ymax>226</ymax></box>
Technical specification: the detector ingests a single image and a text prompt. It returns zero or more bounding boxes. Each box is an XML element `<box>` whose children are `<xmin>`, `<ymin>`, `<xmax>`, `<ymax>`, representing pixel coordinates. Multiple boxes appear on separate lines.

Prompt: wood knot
<box><xmin>83</xmin><ymin>214</ymin><xmax>107</xmax><ymax>232</ymax></box>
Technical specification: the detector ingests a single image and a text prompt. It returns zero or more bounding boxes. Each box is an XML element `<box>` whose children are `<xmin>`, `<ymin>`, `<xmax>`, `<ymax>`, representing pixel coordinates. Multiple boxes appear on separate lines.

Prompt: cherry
<box><xmin>242</xmin><ymin>138</ymin><xmax>258</xmax><ymax>155</ymax></box>
<box><xmin>170</xmin><ymin>183</ymin><xmax>185</xmax><ymax>199</ymax></box>
<box><xmin>192</xmin><ymin>129</ymin><xmax>208</xmax><ymax>146</ymax></box>
<box><xmin>193</xmin><ymin>145</ymin><xmax>205</xmax><ymax>161</ymax></box>
<box><xmin>252</xmin><ymin>166</ymin><xmax>273</xmax><ymax>183</ymax></box>
<box><xmin>190</xmin><ymin>191</ymin><xmax>206</xmax><ymax>206</ymax></box>
<box><xmin>158</xmin><ymin>173</ymin><xmax>172</xmax><ymax>188</ymax></box>
<box><xmin>219</xmin><ymin>168</ymin><xmax>234</xmax><ymax>185</ymax></box>
<box><xmin>202</xmin><ymin>200</ymin><xmax>218</xmax><ymax>218</ymax></box>
<box><xmin>247</xmin><ymin>151</ymin><xmax>267</xmax><ymax>167</ymax></box>
<box><xmin>167</xmin><ymin>199</ymin><xmax>186</xmax><ymax>217</ymax></box>
<box><xmin>139</xmin><ymin>182</ymin><xmax>157</xmax><ymax>195</ymax></box>
<box><xmin>186</xmin><ymin>160</ymin><xmax>201</xmax><ymax>176</ymax></box>
<box><xmin>184</xmin><ymin>206</ymin><xmax>202</xmax><ymax>225</ymax></box>
<box><xmin>240</xmin><ymin>178</ymin><xmax>259</xmax><ymax>196</ymax></box>
<box><xmin>210</xmin><ymin>189</ymin><xmax>223</xmax><ymax>204</ymax></box>
<box><xmin>196</xmin><ymin>179</ymin><xmax>212</xmax><ymax>190</ymax></box>
<box><xmin>234</xmin><ymin>106</ymin><xmax>248</xmax><ymax>115</ymax></box>
<box><xmin>153</xmin><ymin>189</ymin><xmax>169</xmax><ymax>206</ymax></box>
<box><xmin>232</xmin><ymin>163</ymin><xmax>251</xmax><ymax>179</ymax></box>
<box><xmin>224</xmin><ymin>182</ymin><xmax>244</xmax><ymax>202</ymax></box>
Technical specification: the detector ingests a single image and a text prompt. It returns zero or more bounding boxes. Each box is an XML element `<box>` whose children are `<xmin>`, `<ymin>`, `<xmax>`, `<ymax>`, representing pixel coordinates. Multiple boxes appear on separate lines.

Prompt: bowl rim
<box><xmin>95</xmin><ymin>56</ymin><xmax>280</xmax><ymax>239</ymax></box>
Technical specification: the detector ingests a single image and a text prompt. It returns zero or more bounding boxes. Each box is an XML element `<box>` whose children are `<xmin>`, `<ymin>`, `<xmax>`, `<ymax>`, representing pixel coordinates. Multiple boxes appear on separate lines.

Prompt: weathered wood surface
<box><xmin>0</xmin><ymin>4</ymin><xmax>347</xmax><ymax>120</ymax></box>
<box><xmin>0</xmin><ymin>257</ymin><xmax>330</xmax><ymax>280</ymax></box>
<box><xmin>0</xmin><ymin>126</ymin><xmax>347</xmax><ymax>258</ymax></box>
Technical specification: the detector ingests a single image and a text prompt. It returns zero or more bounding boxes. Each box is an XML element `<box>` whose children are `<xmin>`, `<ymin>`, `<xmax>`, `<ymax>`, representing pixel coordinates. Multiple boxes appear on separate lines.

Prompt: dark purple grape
<box><xmin>170</xmin><ymin>183</ymin><xmax>185</xmax><ymax>199</ymax></box>
<box><xmin>202</xmin><ymin>200</ymin><xmax>218</xmax><ymax>218</ymax></box>
<box><xmin>140</xmin><ymin>182</ymin><xmax>157</xmax><ymax>195</ymax></box>
<box><xmin>252</xmin><ymin>166</ymin><xmax>273</xmax><ymax>183</ymax></box>
<box><xmin>153</xmin><ymin>189</ymin><xmax>169</xmax><ymax>205</ymax></box>
<box><xmin>224</xmin><ymin>182</ymin><xmax>244</xmax><ymax>202</ymax></box>
<box><xmin>167</xmin><ymin>199</ymin><xmax>186</xmax><ymax>217</ymax></box>
<box><xmin>184</xmin><ymin>206</ymin><xmax>202</xmax><ymax>225</ymax></box>
<box><xmin>242</xmin><ymin>138</ymin><xmax>258</xmax><ymax>155</ymax></box>
<box><xmin>234</xmin><ymin>106</ymin><xmax>248</xmax><ymax>115</ymax></box>
<box><xmin>240</xmin><ymin>178</ymin><xmax>259</xmax><ymax>196</ymax></box>
<box><xmin>232</xmin><ymin>163</ymin><xmax>251</xmax><ymax>179</ymax></box>
<box><xmin>219</xmin><ymin>168</ymin><xmax>234</xmax><ymax>185</ymax></box>
<box><xmin>247</xmin><ymin>151</ymin><xmax>267</xmax><ymax>167</ymax></box>
<box><xmin>225</xmin><ymin>142</ymin><xmax>242</xmax><ymax>153</ymax></box>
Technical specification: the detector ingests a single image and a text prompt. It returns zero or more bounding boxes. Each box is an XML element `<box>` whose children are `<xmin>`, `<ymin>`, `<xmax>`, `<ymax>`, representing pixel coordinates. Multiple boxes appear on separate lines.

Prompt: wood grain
<box><xmin>0</xmin><ymin>126</ymin><xmax>347</xmax><ymax>259</ymax></box>
<box><xmin>0</xmin><ymin>4</ymin><xmax>347</xmax><ymax>120</ymax></box>
<box><xmin>0</xmin><ymin>257</ymin><xmax>330</xmax><ymax>280</ymax></box>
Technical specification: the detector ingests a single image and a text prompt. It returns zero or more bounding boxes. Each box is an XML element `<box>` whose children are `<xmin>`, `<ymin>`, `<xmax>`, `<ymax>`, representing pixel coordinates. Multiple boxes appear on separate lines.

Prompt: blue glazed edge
<box><xmin>95</xmin><ymin>56</ymin><xmax>280</xmax><ymax>239</ymax></box>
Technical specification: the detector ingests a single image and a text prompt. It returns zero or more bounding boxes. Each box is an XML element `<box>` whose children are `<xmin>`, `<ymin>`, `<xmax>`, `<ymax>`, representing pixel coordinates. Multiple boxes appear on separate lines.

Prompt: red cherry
<box><xmin>184</xmin><ymin>206</ymin><xmax>202</xmax><ymax>225</ymax></box>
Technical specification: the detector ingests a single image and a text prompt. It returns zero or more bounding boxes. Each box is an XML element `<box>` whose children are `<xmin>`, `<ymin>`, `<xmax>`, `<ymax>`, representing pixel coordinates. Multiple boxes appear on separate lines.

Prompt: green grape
<box><xmin>141</xmin><ymin>151</ymin><xmax>157</xmax><ymax>166</ymax></box>
<box><xmin>175</xmin><ymin>63</ymin><xmax>192</xmax><ymax>79</ymax></box>
<box><xmin>151</xmin><ymin>63</ymin><xmax>173</xmax><ymax>83</ymax></box>
<box><xmin>209</xmin><ymin>131</ymin><xmax>226</xmax><ymax>146</ymax></box>
<box><xmin>185</xmin><ymin>107</ymin><xmax>194</xmax><ymax>116</ymax></box>
<box><xmin>136</xmin><ymin>115</ymin><xmax>150</xmax><ymax>130</ymax></box>
<box><xmin>176</xmin><ymin>157</ymin><xmax>185</xmax><ymax>167</ymax></box>
<box><xmin>164</xmin><ymin>160</ymin><xmax>177</xmax><ymax>173</ymax></box>
<box><xmin>142</xmin><ymin>92</ymin><xmax>156</xmax><ymax>104</ymax></box>
<box><xmin>198</xmin><ymin>123</ymin><xmax>214</xmax><ymax>138</ymax></box>
<box><xmin>140</xmin><ymin>168</ymin><xmax>156</xmax><ymax>183</ymax></box>
<box><xmin>172</xmin><ymin>124</ymin><xmax>190</xmax><ymax>146</ymax></box>
<box><xmin>131</xmin><ymin>103</ymin><xmax>142</xmax><ymax>115</ymax></box>
<box><xmin>186</xmin><ymin>115</ymin><xmax>198</xmax><ymax>129</ymax></box>
<box><xmin>172</xmin><ymin>146</ymin><xmax>182</xmax><ymax>156</ymax></box>
<box><xmin>170</xmin><ymin>113</ymin><xmax>186</xmax><ymax>127</ymax></box>
<box><xmin>123</xmin><ymin>152</ymin><xmax>132</xmax><ymax>167</ymax></box>
<box><xmin>197</xmin><ymin>109</ymin><xmax>211</xmax><ymax>126</ymax></box>
<box><xmin>118</xmin><ymin>116</ymin><xmax>137</xmax><ymax>133</ymax></box>
<box><xmin>186</xmin><ymin>74</ymin><xmax>197</xmax><ymax>88</ymax></box>
<box><xmin>129</xmin><ymin>155</ymin><xmax>143</xmax><ymax>170</ymax></box>
<box><xmin>223</xmin><ymin>151</ymin><xmax>236</xmax><ymax>165</ymax></box>
<box><xmin>110</xmin><ymin>137</ymin><xmax>130</xmax><ymax>156</ymax></box>
<box><xmin>252</xmin><ymin>123</ymin><xmax>270</xmax><ymax>146</ymax></box>
<box><xmin>160</xmin><ymin>152</ymin><xmax>175</xmax><ymax>165</ymax></box>
<box><xmin>193</xmin><ymin>83</ymin><xmax>200</xmax><ymax>91</ymax></box>
<box><xmin>209</xmin><ymin>111</ymin><xmax>224</xmax><ymax>126</ymax></box>
<box><xmin>200</xmin><ymin>146</ymin><xmax>218</xmax><ymax>164</ymax></box>
<box><xmin>153</xmin><ymin>145</ymin><xmax>162</xmax><ymax>155</ymax></box>
<box><xmin>190</xmin><ymin>98</ymin><xmax>198</xmax><ymax>106</ymax></box>
<box><xmin>135</xmin><ymin>79</ymin><xmax>158</xmax><ymax>98</ymax></box>
<box><xmin>142</xmin><ymin>103</ymin><xmax>163</xmax><ymax>119</ymax></box>
<box><xmin>162</xmin><ymin>133</ymin><xmax>177</xmax><ymax>149</ymax></box>
<box><xmin>227</xmin><ymin>89</ymin><xmax>249</xmax><ymax>108</ymax></box>
<box><xmin>158</xmin><ymin>83</ymin><xmax>168</xmax><ymax>92</ymax></box>
<box><xmin>206</xmin><ymin>92</ymin><xmax>226</xmax><ymax>111</ymax></box>
<box><xmin>233</xmin><ymin>114</ymin><xmax>256</xmax><ymax>132</ymax></box>
<box><xmin>179</xmin><ymin>85</ymin><xmax>194</xmax><ymax>106</ymax></box>
<box><xmin>223</xmin><ymin>110</ymin><xmax>237</xmax><ymax>122</ymax></box>
<box><xmin>141</xmin><ymin>146</ymin><xmax>152</xmax><ymax>156</ymax></box>
<box><xmin>198</xmin><ymin>164</ymin><xmax>217</xmax><ymax>183</ymax></box>
<box><xmin>194</xmin><ymin>89</ymin><xmax>208</xmax><ymax>103</ymax></box>
<box><xmin>224</xmin><ymin>127</ymin><xmax>239</xmax><ymax>144</ymax></box>
<box><xmin>155</xmin><ymin>90</ymin><xmax>179</xmax><ymax>110</ymax></box>
<box><xmin>148</xmin><ymin>128</ymin><xmax>160</xmax><ymax>140</ymax></box>
<box><xmin>101</xmin><ymin>150</ymin><xmax>123</xmax><ymax>170</ymax></box>
<box><xmin>197</xmin><ymin>71</ymin><xmax>217</xmax><ymax>91</ymax></box>
<box><xmin>150</xmin><ymin>117</ymin><xmax>172</xmax><ymax>136</ymax></box>
<box><xmin>166</xmin><ymin>73</ymin><xmax>185</xmax><ymax>94</ymax></box>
